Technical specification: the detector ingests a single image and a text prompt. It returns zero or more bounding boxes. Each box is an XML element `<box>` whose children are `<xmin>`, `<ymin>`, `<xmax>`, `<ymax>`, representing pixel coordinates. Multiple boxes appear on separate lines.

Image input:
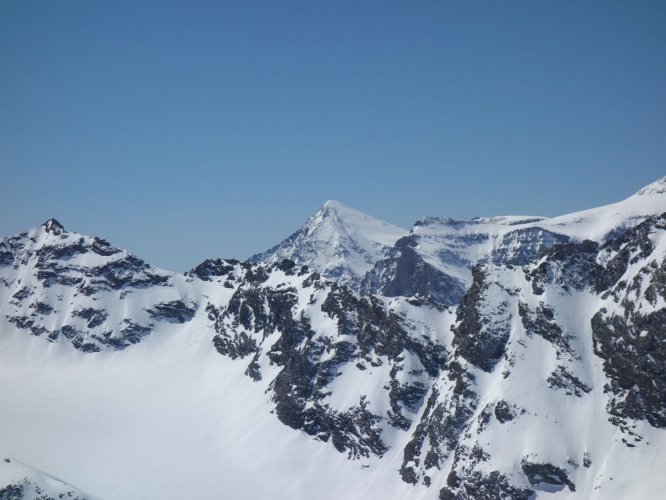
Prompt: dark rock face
<box><xmin>361</xmin><ymin>236</ymin><xmax>467</xmax><ymax>306</ymax></box>
<box><xmin>494</xmin><ymin>400</ymin><xmax>516</xmax><ymax>423</ymax></box>
<box><xmin>590</xmin><ymin>216</ymin><xmax>666</xmax><ymax>430</ymax></box>
<box><xmin>490</xmin><ymin>227</ymin><xmax>569</xmax><ymax>266</ymax></box>
<box><xmin>439</xmin><ymin>470</ymin><xmax>533</xmax><ymax>500</ymax></box>
<box><xmin>452</xmin><ymin>268</ymin><xmax>511</xmax><ymax>372</ymax></box>
<box><xmin>0</xmin><ymin>482</ymin><xmax>24</xmax><ymax>500</ymax></box>
<box><xmin>6</xmin><ymin>309</ymin><xmax>155</xmax><ymax>351</ymax></box>
<box><xmin>33</xmin><ymin>237</ymin><xmax>169</xmax><ymax>294</ymax></box>
<box><xmin>528</xmin><ymin>239</ymin><xmax>603</xmax><ymax>294</ymax></box>
<box><xmin>592</xmin><ymin>309</ymin><xmax>666</xmax><ymax>428</ymax></box>
<box><xmin>30</xmin><ymin>301</ymin><xmax>53</xmax><ymax>315</ymax></box>
<box><xmin>521</xmin><ymin>460</ymin><xmax>576</xmax><ymax>492</ymax></box>
<box><xmin>78</xmin><ymin>255</ymin><xmax>169</xmax><ymax>293</ymax></box>
<box><xmin>118</xmin><ymin>321</ymin><xmax>153</xmax><ymax>345</ymax></box>
<box><xmin>188</xmin><ymin>258</ymin><xmax>239</xmax><ymax>281</ymax></box>
<box><xmin>518</xmin><ymin>302</ymin><xmax>576</xmax><ymax>359</ymax></box>
<box><xmin>400</xmin><ymin>361</ymin><xmax>478</xmax><ymax>484</ymax></box>
<box><xmin>521</xmin><ymin>214</ymin><xmax>666</xmax><ymax>439</ymax></box>
<box><xmin>437</xmin><ymin>437</ymin><xmax>535</xmax><ymax>499</ymax></box>
<box><xmin>57</xmin><ymin>325</ymin><xmax>100</xmax><ymax>352</ymax></box>
<box><xmin>0</xmin><ymin>244</ymin><xmax>13</xmax><ymax>267</ymax></box>
<box><xmin>598</xmin><ymin>214</ymin><xmax>666</xmax><ymax>291</ymax></box>
<box><xmin>321</xmin><ymin>286</ymin><xmax>447</xmax><ymax>377</ymax></box>
<box><xmin>547</xmin><ymin>366</ymin><xmax>591</xmax><ymax>397</ymax></box>
<box><xmin>147</xmin><ymin>300</ymin><xmax>196</xmax><ymax>323</ymax></box>
<box><xmin>41</xmin><ymin>218</ymin><xmax>65</xmax><ymax>235</ymax></box>
<box><xmin>72</xmin><ymin>308</ymin><xmax>108</xmax><ymax>328</ymax></box>
<box><xmin>11</xmin><ymin>287</ymin><xmax>32</xmax><ymax>302</ymax></box>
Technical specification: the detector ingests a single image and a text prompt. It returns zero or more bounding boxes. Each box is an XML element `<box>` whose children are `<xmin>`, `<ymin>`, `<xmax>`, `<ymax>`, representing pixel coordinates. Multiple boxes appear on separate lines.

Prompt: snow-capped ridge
<box><xmin>364</xmin><ymin>177</ymin><xmax>666</xmax><ymax>305</ymax></box>
<box><xmin>635</xmin><ymin>176</ymin><xmax>666</xmax><ymax>196</ymax></box>
<box><xmin>249</xmin><ymin>200</ymin><xmax>407</xmax><ymax>290</ymax></box>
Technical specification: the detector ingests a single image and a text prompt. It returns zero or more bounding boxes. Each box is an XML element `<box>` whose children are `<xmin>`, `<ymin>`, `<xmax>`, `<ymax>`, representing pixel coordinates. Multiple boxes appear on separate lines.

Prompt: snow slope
<box><xmin>0</xmin><ymin>320</ymin><xmax>417</xmax><ymax>500</ymax></box>
<box><xmin>249</xmin><ymin>200</ymin><xmax>408</xmax><ymax>290</ymax></box>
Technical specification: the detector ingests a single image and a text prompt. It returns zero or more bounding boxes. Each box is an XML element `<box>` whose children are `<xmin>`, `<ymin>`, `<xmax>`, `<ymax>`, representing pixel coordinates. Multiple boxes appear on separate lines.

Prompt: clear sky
<box><xmin>1</xmin><ymin>1</ymin><xmax>664</xmax><ymax>271</ymax></box>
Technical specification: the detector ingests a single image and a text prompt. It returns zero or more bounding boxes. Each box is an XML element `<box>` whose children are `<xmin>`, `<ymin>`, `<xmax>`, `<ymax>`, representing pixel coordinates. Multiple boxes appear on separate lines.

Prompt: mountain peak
<box><xmin>41</xmin><ymin>218</ymin><xmax>65</xmax><ymax>235</ymax></box>
<box><xmin>635</xmin><ymin>176</ymin><xmax>666</xmax><ymax>196</ymax></box>
<box><xmin>249</xmin><ymin>201</ymin><xmax>407</xmax><ymax>290</ymax></box>
<box><xmin>319</xmin><ymin>199</ymin><xmax>358</xmax><ymax>218</ymax></box>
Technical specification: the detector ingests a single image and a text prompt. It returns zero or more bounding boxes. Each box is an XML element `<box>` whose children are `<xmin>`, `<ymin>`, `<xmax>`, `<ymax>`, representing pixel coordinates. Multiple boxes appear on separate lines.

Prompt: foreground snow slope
<box><xmin>0</xmin><ymin>323</ymin><xmax>419</xmax><ymax>500</ymax></box>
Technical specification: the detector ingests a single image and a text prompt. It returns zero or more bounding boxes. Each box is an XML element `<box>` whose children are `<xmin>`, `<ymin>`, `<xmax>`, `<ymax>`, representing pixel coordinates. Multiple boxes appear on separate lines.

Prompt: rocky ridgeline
<box><xmin>361</xmin><ymin>220</ymin><xmax>571</xmax><ymax>308</ymax></box>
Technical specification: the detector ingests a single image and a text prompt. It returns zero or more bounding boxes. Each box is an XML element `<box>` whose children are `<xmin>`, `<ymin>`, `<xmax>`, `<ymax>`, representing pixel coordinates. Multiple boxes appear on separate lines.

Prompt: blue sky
<box><xmin>1</xmin><ymin>1</ymin><xmax>664</xmax><ymax>271</ymax></box>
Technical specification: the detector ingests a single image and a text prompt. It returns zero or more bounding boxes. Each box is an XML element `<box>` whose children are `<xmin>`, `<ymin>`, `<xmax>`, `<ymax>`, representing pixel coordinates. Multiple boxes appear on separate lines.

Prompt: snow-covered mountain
<box><xmin>249</xmin><ymin>200</ymin><xmax>408</xmax><ymax>290</ymax></box>
<box><xmin>0</xmin><ymin>218</ymin><xmax>195</xmax><ymax>351</ymax></box>
<box><xmin>362</xmin><ymin>177</ymin><xmax>666</xmax><ymax>306</ymax></box>
<box><xmin>1</xmin><ymin>178</ymin><xmax>665</xmax><ymax>499</ymax></box>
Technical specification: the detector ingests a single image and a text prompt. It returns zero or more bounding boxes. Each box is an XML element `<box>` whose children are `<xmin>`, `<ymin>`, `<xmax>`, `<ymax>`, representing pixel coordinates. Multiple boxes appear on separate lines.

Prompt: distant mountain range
<box><xmin>1</xmin><ymin>177</ymin><xmax>665</xmax><ymax>499</ymax></box>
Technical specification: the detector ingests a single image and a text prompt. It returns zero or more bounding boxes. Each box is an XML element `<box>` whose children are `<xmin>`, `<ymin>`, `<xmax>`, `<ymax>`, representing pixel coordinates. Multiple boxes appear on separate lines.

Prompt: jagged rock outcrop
<box><xmin>360</xmin><ymin>236</ymin><xmax>467</xmax><ymax>306</ymax></box>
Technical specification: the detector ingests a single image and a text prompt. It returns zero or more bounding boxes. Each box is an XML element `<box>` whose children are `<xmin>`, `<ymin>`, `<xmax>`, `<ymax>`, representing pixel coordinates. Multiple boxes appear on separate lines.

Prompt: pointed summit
<box><xmin>322</xmin><ymin>199</ymin><xmax>344</xmax><ymax>209</ymax></box>
<box><xmin>41</xmin><ymin>218</ymin><xmax>65</xmax><ymax>235</ymax></box>
<box><xmin>319</xmin><ymin>200</ymin><xmax>364</xmax><ymax>219</ymax></box>
<box><xmin>249</xmin><ymin>201</ymin><xmax>407</xmax><ymax>290</ymax></box>
<box><xmin>317</xmin><ymin>199</ymin><xmax>350</xmax><ymax>218</ymax></box>
<box><xmin>635</xmin><ymin>176</ymin><xmax>666</xmax><ymax>196</ymax></box>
